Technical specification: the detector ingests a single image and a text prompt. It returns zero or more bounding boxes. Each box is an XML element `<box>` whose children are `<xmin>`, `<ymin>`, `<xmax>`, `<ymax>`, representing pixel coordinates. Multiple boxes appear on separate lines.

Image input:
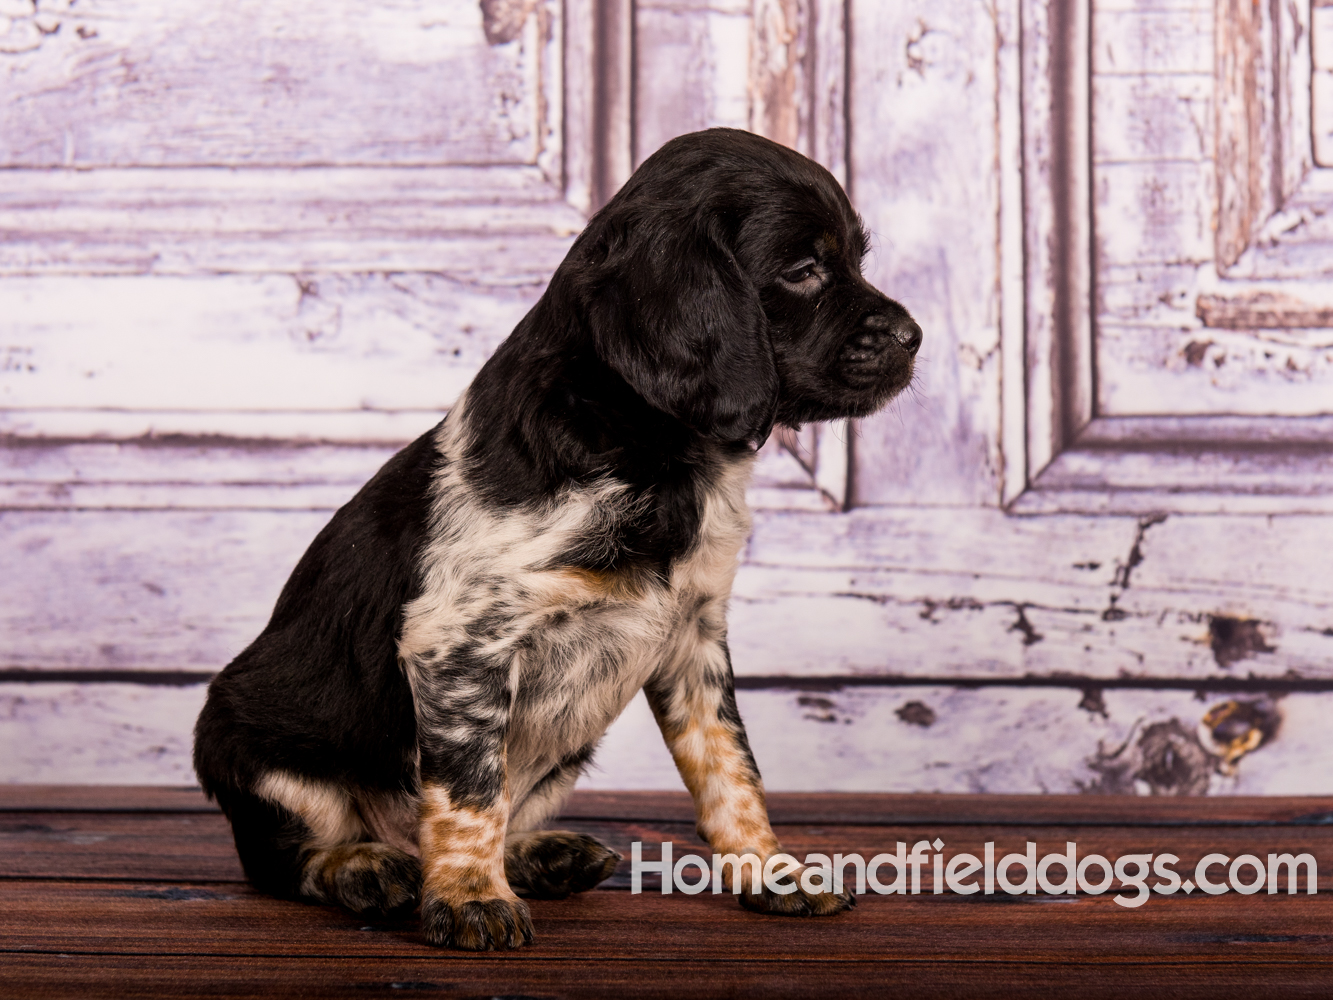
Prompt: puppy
<box><xmin>193</xmin><ymin>127</ymin><xmax>922</xmax><ymax>950</ymax></box>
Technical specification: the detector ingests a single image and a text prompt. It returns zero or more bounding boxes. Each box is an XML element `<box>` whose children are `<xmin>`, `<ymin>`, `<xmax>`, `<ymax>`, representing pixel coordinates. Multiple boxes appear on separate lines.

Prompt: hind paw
<box><xmin>308</xmin><ymin>842</ymin><xmax>421</xmax><ymax>917</ymax></box>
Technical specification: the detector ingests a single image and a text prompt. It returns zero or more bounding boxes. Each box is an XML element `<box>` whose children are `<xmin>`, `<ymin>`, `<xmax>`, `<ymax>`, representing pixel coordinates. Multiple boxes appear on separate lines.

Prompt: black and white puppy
<box><xmin>193</xmin><ymin>127</ymin><xmax>922</xmax><ymax>951</ymax></box>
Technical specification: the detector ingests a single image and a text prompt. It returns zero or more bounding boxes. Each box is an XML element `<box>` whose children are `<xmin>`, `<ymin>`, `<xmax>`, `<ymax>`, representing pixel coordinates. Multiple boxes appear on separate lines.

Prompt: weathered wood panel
<box><xmin>1315</xmin><ymin>1</ymin><xmax>1333</xmax><ymax>165</ymax></box>
<box><xmin>1096</xmin><ymin>322</ymin><xmax>1333</xmax><ymax>416</ymax></box>
<box><xmin>1094</xmin><ymin>162</ymin><xmax>1213</xmax><ymax>267</ymax></box>
<box><xmin>6</xmin><ymin>680</ymin><xmax>1333</xmax><ymax>793</ymax></box>
<box><xmin>1092</xmin><ymin>75</ymin><xmax>1211</xmax><ymax>163</ymax></box>
<box><xmin>0</xmin><ymin>511</ymin><xmax>320</xmax><ymax>670</ymax></box>
<box><xmin>633</xmin><ymin>0</ymin><xmax>752</xmax><ymax>167</ymax></box>
<box><xmin>4</xmin><ymin>505</ymin><xmax>1331</xmax><ymax>677</ymax></box>
<box><xmin>3</xmin><ymin>0</ymin><xmax>1333</xmax><ymax>801</ymax></box>
<box><xmin>1092</xmin><ymin>0</ymin><xmax>1333</xmax><ymax>425</ymax></box>
<box><xmin>0</xmin><ymin>683</ymin><xmax>207</xmax><ymax>784</ymax></box>
<box><xmin>7</xmin><ymin>507</ymin><xmax>1332</xmax><ymax>680</ymax></box>
<box><xmin>1092</xmin><ymin>5</ymin><xmax>1211</xmax><ymax>77</ymax></box>
<box><xmin>586</xmin><ymin>685</ymin><xmax>1333</xmax><ymax>794</ymax></box>
<box><xmin>4</xmin><ymin>502</ymin><xmax>1332</xmax><ymax>789</ymax></box>
<box><xmin>0</xmin><ymin>273</ymin><xmax>544</xmax><ymax>440</ymax></box>
<box><xmin>847</xmin><ymin>0</ymin><xmax>1003</xmax><ymax>506</ymax></box>
<box><xmin>0</xmin><ymin>167</ymin><xmax>584</xmax><ymax>277</ymax></box>
<box><xmin>0</xmin><ymin>438</ymin><xmax>824</xmax><ymax>511</ymax></box>
<box><xmin>0</xmin><ymin>0</ymin><xmax>556</xmax><ymax>168</ymax></box>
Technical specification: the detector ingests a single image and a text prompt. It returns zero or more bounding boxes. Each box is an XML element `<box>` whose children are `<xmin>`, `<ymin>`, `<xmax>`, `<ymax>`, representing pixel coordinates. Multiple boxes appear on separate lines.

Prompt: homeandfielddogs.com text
<box><xmin>630</xmin><ymin>841</ymin><xmax>1319</xmax><ymax>908</ymax></box>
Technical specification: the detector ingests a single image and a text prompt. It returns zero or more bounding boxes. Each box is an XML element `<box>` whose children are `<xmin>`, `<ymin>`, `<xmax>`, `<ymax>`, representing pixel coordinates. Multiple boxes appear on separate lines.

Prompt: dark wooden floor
<box><xmin>3</xmin><ymin>787</ymin><xmax>1333</xmax><ymax>998</ymax></box>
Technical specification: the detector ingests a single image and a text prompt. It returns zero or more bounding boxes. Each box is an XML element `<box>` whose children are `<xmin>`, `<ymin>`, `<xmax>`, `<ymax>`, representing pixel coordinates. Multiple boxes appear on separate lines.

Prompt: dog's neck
<box><xmin>453</xmin><ymin>301</ymin><xmax>757</xmax><ymax>580</ymax></box>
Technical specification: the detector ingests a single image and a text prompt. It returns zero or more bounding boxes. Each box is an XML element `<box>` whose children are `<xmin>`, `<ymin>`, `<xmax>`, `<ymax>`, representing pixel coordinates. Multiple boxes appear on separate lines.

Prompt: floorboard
<box><xmin>3</xmin><ymin>788</ymin><xmax>1332</xmax><ymax>997</ymax></box>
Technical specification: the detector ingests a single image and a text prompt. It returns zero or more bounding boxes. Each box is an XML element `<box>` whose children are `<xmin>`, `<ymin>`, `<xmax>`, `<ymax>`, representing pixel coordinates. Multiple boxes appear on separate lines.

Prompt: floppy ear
<box><xmin>582</xmin><ymin>213</ymin><xmax>779</xmax><ymax>445</ymax></box>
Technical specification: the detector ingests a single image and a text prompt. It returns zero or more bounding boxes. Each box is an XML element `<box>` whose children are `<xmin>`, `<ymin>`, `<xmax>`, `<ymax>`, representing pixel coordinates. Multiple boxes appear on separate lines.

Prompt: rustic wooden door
<box><xmin>3</xmin><ymin>0</ymin><xmax>1331</xmax><ymax>796</ymax></box>
<box><xmin>0</xmin><ymin>0</ymin><xmax>635</xmax><ymax>779</ymax></box>
<box><xmin>595</xmin><ymin>0</ymin><xmax>1333</xmax><ymax>796</ymax></box>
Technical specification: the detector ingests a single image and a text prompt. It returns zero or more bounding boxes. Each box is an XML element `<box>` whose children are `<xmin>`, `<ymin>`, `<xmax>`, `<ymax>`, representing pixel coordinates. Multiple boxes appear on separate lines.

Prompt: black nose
<box><xmin>862</xmin><ymin>312</ymin><xmax>923</xmax><ymax>356</ymax></box>
<box><xmin>896</xmin><ymin>320</ymin><xmax>923</xmax><ymax>355</ymax></box>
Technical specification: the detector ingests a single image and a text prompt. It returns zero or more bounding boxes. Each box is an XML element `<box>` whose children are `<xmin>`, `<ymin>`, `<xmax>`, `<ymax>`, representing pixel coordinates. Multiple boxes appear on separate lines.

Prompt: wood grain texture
<box><xmin>7</xmin><ymin>506</ymin><xmax>1333</xmax><ymax>680</ymax></box>
<box><xmin>1095</xmin><ymin>322</ymin><xmax>1333</xmax><ymax>417</ymax></box>
<box><xmin>1095</xmin><ymin>161</ymin><xmax>1213</xmax><ymax>267</ymax></box>
<box><xmin>1316</xmin><ymin>5</ymin><xmax>1333</xmax><ymax>165</ymax></box>
<box><xmin>0</xmin><ymin>170</ymin><xmax>582</xmax><ymax>278</ymax></box>
<box><xmin>1214</xmin><ymin>0</ymin><xmax>1264</xmax><ymax>269</ymax></box>
<box><xmin>0</xmin><ymin>436</ymin><xmax>825</xmax><ymax>511</ymax></box>
<box><xmin>586</xmin><ymin>685</ymin><xmax>1333</xmax><ymax>795</ymax></box>
<box><xmin>847</xmin><ymin>0</ymin><xmax>1002</xmax><ymax>506</ymax></box>
<box><xmin>1037</xmin><ymin>0</ymin><xmax>1333</xmax><ymax>531</ymax></box>
<box><xmin>1198</xmin><ymin>291</ymin><xmax>1333</xmax><ymax>329</ymax></box>
<box><xmin>0</xmin><ymin>784</ymin><xmax>217</xmax><ymax>811</ymax></box>
<box><xmin>1021</xmin><ymin>0</ymin><xmax>1095</xmax><ymax>478</ymax></box>
<box><xmin>5</xmin><ymin>877</ymin><xmax>1333</xmax><ymax>959</ymax></box>
<box><xmin>8</xmin><ymin>677</ymin><xmax>1333</xmax><ymax>793</ymax></box>
<box><xmin>1090</xmin><ymin>0</ymin><xmax>1333</xmax><ymax>423</ymax></box>
<box><xmin>1092</xmin><ymin>74</ymin><xmax>1211</xmax><ymax>163</ymax></box>
<box><xmin>4</xmin><ymin>0</ymin><xmax>1333</xmax><ymax>802</ymax></box>
<box><xmin>4</xmin><ymin>791</ymin><xmax>1332</xmax><ymax>997</ymax></box>
<box><xmin>0</xmin><ymin>273</ymin><xmax>543</xmax><ymax>440</ymax></box>
<box><xmin>633</xmin><ymin>0</ymin><xmax>752</xmax><ymax>166</ymax></box>
<box><xmin>1092</xmin><ymin>5</ymin><xmax>1212</xmax><ymax>76</ymax></box>
<box><xmin>0</xmin><ymin>0</ymin><xmax>552</xmax><ymax>168</ymax></box>
<box><xmin>8</xmin><ymin>953</ymin><xmax>1333</xmax><ymax>1000</ymax></box>
<box><xmin>0</xmin><ymin>683</ymin><xmax>209</xmax><ymax>783</ymax></box>
<box><xmin>7</xmin><ymin>818</ymin><xmax>1333</xmax><ymax>890</ymax></box>
<box><xmin>3</xmin><ymin>879</ymin><xmax>1333</xmax><ymax>1000</ymax></box>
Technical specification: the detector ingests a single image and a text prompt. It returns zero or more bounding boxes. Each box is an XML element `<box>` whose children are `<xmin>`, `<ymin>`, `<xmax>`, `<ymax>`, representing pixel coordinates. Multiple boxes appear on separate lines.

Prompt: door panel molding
<box><xmin>1012</xmin><ymin>0</ymin><xmax>1333</xmax><ymax>515</ymax></box>
<box><xmin>0</xmin><ymin>0</ymin><xmax>633</xmax><ymax>279</ymax></box>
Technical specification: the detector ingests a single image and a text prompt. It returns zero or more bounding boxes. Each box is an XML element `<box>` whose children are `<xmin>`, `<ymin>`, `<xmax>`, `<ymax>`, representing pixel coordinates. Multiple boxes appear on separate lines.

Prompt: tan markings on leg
<box><xmin>254</xmin><ymin>771</ymin><xmax>365</xmax><ymax>850</ymax></box>
<box><xmin>655</xmin><ymin>694</ymin><xmax>781</xmax><ymax>872</ymax></box>
<box><xmin>418</xmin><ymin>783</ymin><xmax>515</xmax><ymax>904</ymax></box>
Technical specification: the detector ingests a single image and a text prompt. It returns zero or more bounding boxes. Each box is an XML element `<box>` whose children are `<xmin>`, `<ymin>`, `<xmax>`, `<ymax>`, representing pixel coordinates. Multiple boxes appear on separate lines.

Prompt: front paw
<box><xmin>506</xmin><ymin>830</ymin><xmax>621</xmax><ymax>899</ymax></box>
<box><xmin>420</xmin><ymin>892</ymin><xmax>534</xmax><ymax>950</ymax></box>
<box><xmin>739</xmin><ymin>864</ymin><xmax>857</xmax><ymax>917</ymax></box>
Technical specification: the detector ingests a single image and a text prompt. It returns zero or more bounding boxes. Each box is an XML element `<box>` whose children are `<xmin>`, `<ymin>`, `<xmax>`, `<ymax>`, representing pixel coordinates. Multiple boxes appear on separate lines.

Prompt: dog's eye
<box><xmin>779</xmin><ymin>258</ymin><xmax>820</xmax><ymax>287</ymax></box>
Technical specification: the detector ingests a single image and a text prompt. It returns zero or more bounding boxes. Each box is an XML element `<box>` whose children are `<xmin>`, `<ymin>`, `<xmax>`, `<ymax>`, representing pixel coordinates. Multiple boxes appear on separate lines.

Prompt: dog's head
<box><xmin>565</xmin><ymin>127</ymin><xmax>921</xmax><ymax>446</ymax></box>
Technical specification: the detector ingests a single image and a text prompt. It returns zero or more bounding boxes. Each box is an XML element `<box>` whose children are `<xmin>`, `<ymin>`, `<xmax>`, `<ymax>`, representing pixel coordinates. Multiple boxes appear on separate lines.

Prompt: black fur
<box><xmin>194</xmin><ymin>433</ymin><xmax>437</xmax><ymax>797</ymax></box>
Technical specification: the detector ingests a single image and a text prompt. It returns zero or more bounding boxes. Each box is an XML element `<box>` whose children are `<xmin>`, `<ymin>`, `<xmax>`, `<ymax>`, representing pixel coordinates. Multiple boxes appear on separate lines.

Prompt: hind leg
<box><xmin>218</xmin><ymin>772</ymin><xmax>421</xmax><ymax>917</ymax></box>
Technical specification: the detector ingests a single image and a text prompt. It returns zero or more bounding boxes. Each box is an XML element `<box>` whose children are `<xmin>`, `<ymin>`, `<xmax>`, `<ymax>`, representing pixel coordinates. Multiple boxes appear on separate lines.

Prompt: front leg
<box><xmin>413</xmin><ymin>647</ymin><xmax>533</xmax><ymax>950</ymax></box>
<box><xmin>645</xmin><ymin>640</ymin><xmax>854</xmax><ymax>916</ymax></box>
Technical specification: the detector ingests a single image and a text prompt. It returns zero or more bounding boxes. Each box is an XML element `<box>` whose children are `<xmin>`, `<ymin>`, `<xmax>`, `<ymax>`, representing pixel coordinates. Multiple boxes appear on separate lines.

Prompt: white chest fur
<box><xmin>398</xmin><ymin>408</ymin><xmax>757</xmax><ymax>810</ymax></box>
